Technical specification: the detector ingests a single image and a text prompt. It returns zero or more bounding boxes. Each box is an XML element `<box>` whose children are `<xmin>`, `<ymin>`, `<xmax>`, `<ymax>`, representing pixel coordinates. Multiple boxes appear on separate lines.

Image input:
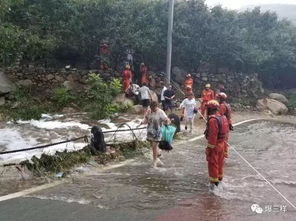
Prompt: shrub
<box><xmin>81</xmin><ymin>73</ymin><xmax>122</xmax><ymax>119</ymax></box>
<box><xmin>52</xmin><ymin>87</ymin><xmax>75</xmax><ymax>109</ymax></box>
<box><xmin>4</xmin><ymin>87</ymin><xmax>47</xmax><ymax>120</ymax></box>
<box><xmin>287</xmin><ymin>94</ymin><xmax>296</xmax><ymax>111</ymax></box>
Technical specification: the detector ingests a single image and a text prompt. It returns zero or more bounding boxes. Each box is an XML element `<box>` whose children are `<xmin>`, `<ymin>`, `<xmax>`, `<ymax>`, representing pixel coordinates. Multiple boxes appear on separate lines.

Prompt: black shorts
<box><xmin>161</xmin><ymin>100</ymin><xmax>166</xmax><ymax>110</ymax></box>
<box><xmin>164</xmin><ymin>100</ymin><xmax>173</xmax><ymax>110</ymax></box>
<box><xmin>142</xmin><ymin>99</ymin><xmax>150</xmax><ymax>107</ymax></box>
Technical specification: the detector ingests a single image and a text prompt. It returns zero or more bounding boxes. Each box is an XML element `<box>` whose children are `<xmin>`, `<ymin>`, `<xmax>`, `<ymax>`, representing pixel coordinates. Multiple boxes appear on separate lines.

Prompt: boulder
<box><xmin>63</xmin><ymin>81</ymin><xmax>75</xmax><ymax>90</ymax></box>
<box><xmin>269</xmin><ymin>93</ymin><xmax>288</xmax><ymax>104</ymax></box>
<box><xmin>55</xmin><ymin>76</ymin><xmax>65</xmax><ymax>82</ymax></box>
<box><xmin>16</xmin><ymin>79</ymin><xmax>33</xmax><ymax>87</ymax></box>
<box><xmin>129</xmin><ymin>105</ymin><xmax>143</xmax><ymax>114</ymax></box>
<box><xmin>47</xmin><ymin>74</ymin><xmax>55</xmax><ymax>81</ymax></box>
<box><xmin>62</xmin><ymin>107</ymin><xmax>77</xmax><ymax>113</ymax></box>
<box><xmin>0</xmin><ymin>71</ymin><xmax>14</xmax><ymax>94</ymax></box>
<box><xmin>0</xmin><ymin>97</ymin><xmax>5</xmax><ymax>106</ymax></box>
<box><xmin>113</xmin><ymin>93</ymin><xmax>134</xmax><ymax>107</ymax></box>
<box><xmin>256</xmin><ymin>98</ymin><xmax>288</xmax><ymax>115</ymax></box>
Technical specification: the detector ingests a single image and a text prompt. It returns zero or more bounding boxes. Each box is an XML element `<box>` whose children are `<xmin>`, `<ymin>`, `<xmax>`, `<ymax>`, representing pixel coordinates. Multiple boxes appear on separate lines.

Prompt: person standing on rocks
<box><xmin>200</xmin><ymin>83</ymin><xmax>214</xmax><ymax>118</ymax></box>
<box><xmin>204</xmin><ymin>100</ymin><xmax>229</xmax><ymax>189</ymax></box>
<box><xmin>140</xmin><ymin>63</ymin><xmax>149</xmax><ymax>86</ymax></box>
<box><xmin>184</xmin><ymin>73</ymin><xmax>193</xmax><ymax>97</ymax></box>
<box><xmin>122</xmin><ymin>64</ymin><xmax>132</xmax><ymax>94</ymax></box>
<box><xmin>138</xmin><ymin>82</ymin><xmax>152</xmax><ymax>114</ymax></box>
<box><xmin>163</xmin><ymin>85</ymin><xmax>175</xmax><ymax>113</ymax></box>
<box><xmin>142</xmin><ymin>101</ymin><xmax>170</xmax><ymax>168</ymax></box>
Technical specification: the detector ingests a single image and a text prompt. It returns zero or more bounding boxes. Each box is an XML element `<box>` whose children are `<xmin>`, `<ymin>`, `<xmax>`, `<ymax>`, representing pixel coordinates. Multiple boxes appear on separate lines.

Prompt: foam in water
<box><xmin>0</xmin><ymin>127</ymin><xmax>87</xmax><ymax>165</ymax></box>
<box><xmin>27</xmin><ymin>195</ymin><xmax>91</xmax><ymax>205</ymax></box>
<box><xmin>17</xmin><ymin>119</ymin><xmax>90</xmax><ymax>130</ymax></box>
<box><xmin>1</xmin><ymin>115</ymin><xmax>147</xmax><ymax>165</ymax></box>
<box><xmin>0</xmin><ymin>128</ymin><xmax>38</xmax><ymax>151</ymax></box>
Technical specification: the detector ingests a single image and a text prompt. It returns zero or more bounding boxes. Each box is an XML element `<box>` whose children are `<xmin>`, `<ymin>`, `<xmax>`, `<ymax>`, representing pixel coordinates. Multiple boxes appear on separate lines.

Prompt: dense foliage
<box><xmin>0</xmin><ymin>74</ymin><xmax>124</xmax><ymax>120</ymax></box>
<box><xmin>1</xmin><ymin>0</ymin><xmax>296</xmax><ymax>88</ymax></box>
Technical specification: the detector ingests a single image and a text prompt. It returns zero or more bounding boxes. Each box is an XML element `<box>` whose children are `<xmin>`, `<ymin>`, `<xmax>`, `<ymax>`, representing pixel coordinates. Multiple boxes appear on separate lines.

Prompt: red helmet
<box><xmin>207</xmin><ymin>100</ymin><xmax>219</xmax><ymax>109</ymax></box>
<box><xmin>217</xmin><ymin>92</ymin><xmax>227</xmax><ymax>100</ymax></box>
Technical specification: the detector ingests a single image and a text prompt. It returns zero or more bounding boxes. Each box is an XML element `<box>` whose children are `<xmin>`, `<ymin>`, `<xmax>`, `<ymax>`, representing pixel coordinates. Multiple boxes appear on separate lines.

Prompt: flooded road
<box><xmin>1</xmin><ymin>120</ymin><xmax>296</xmax><ymax>221</ymax></box>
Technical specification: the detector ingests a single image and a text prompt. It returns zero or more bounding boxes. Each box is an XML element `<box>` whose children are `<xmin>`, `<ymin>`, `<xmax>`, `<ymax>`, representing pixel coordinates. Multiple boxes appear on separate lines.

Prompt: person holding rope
<box><xmin>204</xmin><ymin>100</ymin><xmax>229</xmax><ymax>189</ymax></box>
<box><xmin>142</xmin><ymin>101</ymin><xmax>170</xmax><ymax>168</ymax></box>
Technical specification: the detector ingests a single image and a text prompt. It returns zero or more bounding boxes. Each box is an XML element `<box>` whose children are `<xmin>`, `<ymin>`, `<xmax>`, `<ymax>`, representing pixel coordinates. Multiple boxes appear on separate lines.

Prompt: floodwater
<box><xmin>1</xmin><ymin>120</ymin><xmax>296</xmax><ymax>221</ymax></box>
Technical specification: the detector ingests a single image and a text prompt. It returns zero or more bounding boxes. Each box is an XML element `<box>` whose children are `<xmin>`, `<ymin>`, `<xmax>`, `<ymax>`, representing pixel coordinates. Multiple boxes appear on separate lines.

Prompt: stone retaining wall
<box><xmin>4</xmin><ymin>66</ymin><xmax>264</xmax><ymax>100</ymax></box>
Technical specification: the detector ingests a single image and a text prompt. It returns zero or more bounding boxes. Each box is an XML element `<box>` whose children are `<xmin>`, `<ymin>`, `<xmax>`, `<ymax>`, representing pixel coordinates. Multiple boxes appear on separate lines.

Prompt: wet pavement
<box><xmin>1</xmin><ymin>120</ymin><xmax>296</xmax><ymax>221</ymax></box>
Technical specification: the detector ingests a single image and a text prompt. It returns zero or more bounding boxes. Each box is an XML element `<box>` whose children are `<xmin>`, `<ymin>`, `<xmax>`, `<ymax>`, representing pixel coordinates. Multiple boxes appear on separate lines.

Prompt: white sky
<box><xmin>205</xmin><ymin>0</ymin><xmax>296</xmax><ymax>9</ymax></box>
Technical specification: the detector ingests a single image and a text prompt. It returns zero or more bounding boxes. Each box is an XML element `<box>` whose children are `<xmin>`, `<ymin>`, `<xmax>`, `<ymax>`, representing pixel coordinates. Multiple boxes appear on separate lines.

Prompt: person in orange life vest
<box><xmin>200</xmin><ymin>83</ymin><xmax>215</xmax><ymax>118</ymax></box>
<box><xmin>184</xmin><ymin>73</ymin><xmax>193</xmax><ymax>97</ymax></box>
<box><xmin>140</xmin><ymin>63</ymin><xmax>149</xmax><ymax>85</ymax></box>
<box><xmin>204</xmin><ymin>100</ymin><xmax>229</xmax><ymax>188</ymax></box>
<box><xmin>122</xmin><ymin>64</ymin><xmax>132</xmax><ymax>93</ymax></box>
<box><xmin>217</xmin><ymin>92</ymin><xmax>233</xmax><ymax>129</ymax></box>
<box><xmin>217</xmin><ymin>92</ymin><xmax>233</xmax><ymax>158</ymax></box>
<box><xmin>180</xmin><ymin>74</ymin><xmax>194</xmax><ymax>119</ymax></box>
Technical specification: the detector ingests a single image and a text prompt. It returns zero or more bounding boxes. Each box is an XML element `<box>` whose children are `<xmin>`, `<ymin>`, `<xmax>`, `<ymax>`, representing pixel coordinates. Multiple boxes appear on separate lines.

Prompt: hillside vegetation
<box><xmin>1</xmin><ymin>0</ymin><xmax>296</xmax><ymax>88</ymax></box>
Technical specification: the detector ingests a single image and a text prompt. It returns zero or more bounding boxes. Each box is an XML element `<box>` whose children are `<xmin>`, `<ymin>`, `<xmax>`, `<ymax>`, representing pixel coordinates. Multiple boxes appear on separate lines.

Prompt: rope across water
<box><xmin>198</xmin><ymin>111</ymin><xmax>296</xmax><ymax>210</ymax></box>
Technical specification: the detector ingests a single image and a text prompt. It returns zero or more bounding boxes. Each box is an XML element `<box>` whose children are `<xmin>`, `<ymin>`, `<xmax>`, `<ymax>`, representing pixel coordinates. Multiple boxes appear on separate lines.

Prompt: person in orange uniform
<box><xmin>204</xmin><ymin>100</ymin><xmax>229</xmax><ymax>188</ymax></box>
<box><xmin>217</xmin><ymin>92</ymin><xmax>233</xmax><ymax>158</ymax></box>
<box><xmin>184</xmin><ymin>73</ymin><xmax>193</xmax><ymax>97</ymax></box>
<box><xmin>140</xmin><ymin>63</ymin><xmax>149</xmax><ymax>85</ymax></box>
<box><xmin>122</xmin><ymin>64</ymin><xmax>132</xmax><ymax>93</ymax></box>
<box><xmin>200</xmin><ymin>84</ymin><xmax>215</xmax><ymax>118</ymax></box>
<box><xmin>217</xmin><ymin>92</ymin><xmax>233</xmax><ymax>129</ymax></box>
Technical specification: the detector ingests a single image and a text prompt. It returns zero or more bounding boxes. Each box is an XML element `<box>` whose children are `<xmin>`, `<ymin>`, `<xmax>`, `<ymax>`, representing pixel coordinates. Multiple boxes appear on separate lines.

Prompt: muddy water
<box><xmin>2</xmin><ymin>120</ymin><xmax>296</xmax><ymax>221</ymax></box>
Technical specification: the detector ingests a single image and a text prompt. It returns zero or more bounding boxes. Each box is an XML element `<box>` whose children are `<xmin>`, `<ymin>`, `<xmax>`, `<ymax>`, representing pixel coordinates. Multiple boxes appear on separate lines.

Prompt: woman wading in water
<box><xmin>142</xmin><ymin>101</ymin><xmax>170</xmax><ymax>168</ymax></box>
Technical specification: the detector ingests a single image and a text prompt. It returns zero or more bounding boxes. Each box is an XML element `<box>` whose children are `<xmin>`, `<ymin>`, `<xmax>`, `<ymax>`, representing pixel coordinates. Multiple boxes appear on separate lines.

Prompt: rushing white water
<box><xmin>0</xmin><ymin>113</ymin><xmax>146</xmax><ymax>165</ymax></box>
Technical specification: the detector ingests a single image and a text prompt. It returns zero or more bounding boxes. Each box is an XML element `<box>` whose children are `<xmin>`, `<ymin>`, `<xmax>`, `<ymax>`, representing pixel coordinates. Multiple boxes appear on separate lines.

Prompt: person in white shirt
<box><xmin>179</xmin><ymin>93</ymin><xmax>199</xmax><ymax>133</ymax></box>
<box><xmin>160</xmin><ymin>81</ymin><xmax>167</xmax><ymax>110</ymax></box>
<box><xmin>138</xmin><ymin>82</ymin><xmax>151</xmax><ymax>113</ymax></box>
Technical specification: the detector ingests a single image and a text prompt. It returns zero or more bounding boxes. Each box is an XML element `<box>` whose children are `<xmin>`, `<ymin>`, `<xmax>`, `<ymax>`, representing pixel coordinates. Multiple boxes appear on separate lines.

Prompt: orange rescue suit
<box><xmin>184</xmin><ymin>77</ymin><xmax>193</xmax><ymax>96</ymax></box>
<box><xmin>140</xmin><ymin>65</ymin><xmax>148</xmax><ymax>85</ymax></box>
<box><xmin>219</xmin><ymin>102</ymin><xmax>232</xmax><ymax>125</ymax></box>
<box><xmin>219</xmin><ymin>101</ymin><xmax>232</xmax><ymax>157</ymax></box>
<box><xmin>205</xmin><ymin>114</ymin><xmax>229</xmax><ymax>183</ymax></box>
<box><xmin>122</xmin><ymin>69</ymin><xmax>132</xmax><ymax>93</ymax></box>
<box><xmin>201</xmin><ymin>89</ymin><xmax>215</xmax><ymax>116</ymax></box>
